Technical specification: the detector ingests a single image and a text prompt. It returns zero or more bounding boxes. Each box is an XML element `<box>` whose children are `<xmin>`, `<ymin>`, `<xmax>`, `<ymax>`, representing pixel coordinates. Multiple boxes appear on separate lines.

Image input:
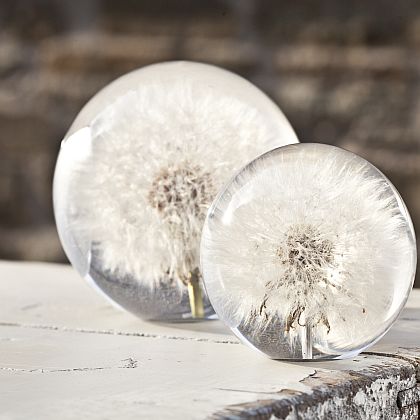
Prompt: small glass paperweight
<box><xmin>201</xmin><ymin>143</ymin><xmax>416</xmax><ymax>357</ymax></box>
<box><xmin>53</xmin><ymin>61</ymin><xmax>298</xmax><ymax>321</ymax></box>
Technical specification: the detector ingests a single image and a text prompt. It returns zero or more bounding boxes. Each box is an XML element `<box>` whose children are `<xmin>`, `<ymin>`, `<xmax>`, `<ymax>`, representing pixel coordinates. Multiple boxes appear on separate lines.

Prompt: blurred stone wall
<box><xmin>0</xmin><ymin>0</ymin><xmax>419</xmax><ymax>285</ymax></box>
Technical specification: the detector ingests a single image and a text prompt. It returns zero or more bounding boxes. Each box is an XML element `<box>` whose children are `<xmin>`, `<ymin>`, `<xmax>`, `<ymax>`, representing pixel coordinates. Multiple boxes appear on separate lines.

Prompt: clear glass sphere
<box><xmin>53</xmin><ymin>61</ymin><xmax>298</xmax><ymax>322</ymax></box>
<box><xmin>201</xmin><ymin>143</ymin><xmax>416</xmax><ymax>358</ymax></box>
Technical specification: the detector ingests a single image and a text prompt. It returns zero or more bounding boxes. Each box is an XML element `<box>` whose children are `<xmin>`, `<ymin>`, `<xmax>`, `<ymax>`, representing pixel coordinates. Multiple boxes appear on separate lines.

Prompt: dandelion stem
<box><xmin>187</xmin><ymin>270</ymin><xmax>204</xmax><ymax>319</ymax></box>
<box><xmin>300</xmin><ymin>320</ymin><xmax>313</xmax><ymax>359</ymax></box>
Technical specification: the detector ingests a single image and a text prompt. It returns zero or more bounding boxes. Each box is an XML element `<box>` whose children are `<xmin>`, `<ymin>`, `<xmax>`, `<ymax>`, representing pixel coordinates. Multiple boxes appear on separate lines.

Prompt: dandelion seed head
<box><xmin>201</xmin><ymin>143</ymin><xmax>416</xmax><ymax>357</ymax></box>
<box><xmin>56</xmin><ymin>62</ymin><xmax>298</xmax><ymax>294</ymax></box>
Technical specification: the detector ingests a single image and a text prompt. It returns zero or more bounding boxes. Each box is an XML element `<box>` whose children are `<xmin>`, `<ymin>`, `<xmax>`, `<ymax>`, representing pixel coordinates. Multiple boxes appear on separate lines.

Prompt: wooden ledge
<box><xmin>0</xmin><ymin>261</ymin><xmax>419</xmax><ymax>419</ymax></box>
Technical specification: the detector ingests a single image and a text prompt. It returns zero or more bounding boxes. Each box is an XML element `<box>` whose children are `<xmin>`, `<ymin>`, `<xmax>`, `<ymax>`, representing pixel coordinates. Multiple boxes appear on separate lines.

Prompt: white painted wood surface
<box><xmin>0</xmin><ymin>261</ymin><xmax>419</xmax><ymax>419</ymax></box>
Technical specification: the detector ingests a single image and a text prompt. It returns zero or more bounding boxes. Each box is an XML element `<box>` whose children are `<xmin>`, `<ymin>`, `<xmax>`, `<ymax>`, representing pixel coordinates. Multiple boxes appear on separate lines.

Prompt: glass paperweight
<box><xmin>201</xmin><ymin>143</ymin><xmax>416</xmax><ymax>358</ymax></box>
<box><xmin>53</xmin><ymin>61</ymin><xmax>298</xmax><ymax>322</ymax></box>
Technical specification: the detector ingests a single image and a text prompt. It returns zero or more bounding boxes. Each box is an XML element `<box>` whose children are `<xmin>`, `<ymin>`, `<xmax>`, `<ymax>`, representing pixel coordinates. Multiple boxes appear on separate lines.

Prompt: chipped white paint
<box><xmin>0</xmin><ymin>261</ymin><xmax>419</xmax><ymax>419</ymax></box>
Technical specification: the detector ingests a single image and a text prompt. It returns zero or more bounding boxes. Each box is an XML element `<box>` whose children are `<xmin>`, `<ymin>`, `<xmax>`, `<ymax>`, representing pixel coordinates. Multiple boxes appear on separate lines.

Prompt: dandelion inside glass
<box><xmin>201</xmin><ymin>143</ymin><xmax>416</xmax><ymax>358</ymax></box>
<box><xmin>53</xmin><ymin>61</ymin><xmax>298</xmax><ymax>321</ymax></box>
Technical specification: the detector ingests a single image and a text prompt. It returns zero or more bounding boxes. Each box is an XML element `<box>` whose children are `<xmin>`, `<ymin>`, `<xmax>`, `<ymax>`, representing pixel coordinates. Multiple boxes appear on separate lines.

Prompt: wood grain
<box><xmin>0</xmin><ymin>261</ymin><xmax>419</xmax><ymax>419</ymax></box>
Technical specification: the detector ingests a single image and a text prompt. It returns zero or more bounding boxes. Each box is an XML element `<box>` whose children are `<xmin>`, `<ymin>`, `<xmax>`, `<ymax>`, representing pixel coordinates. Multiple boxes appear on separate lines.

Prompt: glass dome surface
<box><xmin>201</xmin><ymin>143</ymin><xmax>416</xmax><ymax>357</ymax></box>
<box><xmin>53</xmin><ymin>61</ymin><xmax>298</xmax><ymax>321</ymax></box>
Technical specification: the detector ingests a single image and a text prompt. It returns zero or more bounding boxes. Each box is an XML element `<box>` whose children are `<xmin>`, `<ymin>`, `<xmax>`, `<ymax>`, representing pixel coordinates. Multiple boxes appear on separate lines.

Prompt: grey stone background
<box><xmin>0</xmin><ymin>0</ymin><xmax>419</xmax><ymax>286</ymax></box>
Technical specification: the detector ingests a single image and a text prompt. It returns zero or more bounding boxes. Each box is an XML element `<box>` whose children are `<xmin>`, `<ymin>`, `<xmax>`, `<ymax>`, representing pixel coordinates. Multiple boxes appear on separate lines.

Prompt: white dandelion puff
<box><xmin>201</xmin><ymin>143</ymin><xmax>416</xmax><ymax>359</ymax></box>
<box><xmin>53</xmin><ymin>61</ymin><xmax>298</xmax><ymax>320</ymax></box>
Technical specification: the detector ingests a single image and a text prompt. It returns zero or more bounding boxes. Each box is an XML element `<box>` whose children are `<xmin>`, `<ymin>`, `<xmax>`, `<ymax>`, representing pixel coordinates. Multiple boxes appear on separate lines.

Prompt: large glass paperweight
<box><xmin>201</xmin><ymin>143</ymin><xmax>416</xmax><ymax>357</ymax></box>
<box><xmin>53</xmin><ymin>61</ymin><xmax>298</xmax><ymax>321</ymax></box>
